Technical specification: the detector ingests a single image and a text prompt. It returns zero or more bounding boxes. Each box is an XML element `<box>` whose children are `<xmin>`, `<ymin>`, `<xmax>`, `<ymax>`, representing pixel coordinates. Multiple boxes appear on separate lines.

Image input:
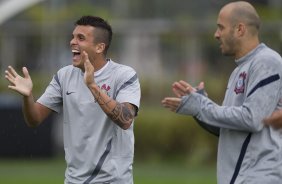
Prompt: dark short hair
<box><xmin>75</xmin><ymin>16</ymin><xmax>112</xmax><ymax>55</ymax></box>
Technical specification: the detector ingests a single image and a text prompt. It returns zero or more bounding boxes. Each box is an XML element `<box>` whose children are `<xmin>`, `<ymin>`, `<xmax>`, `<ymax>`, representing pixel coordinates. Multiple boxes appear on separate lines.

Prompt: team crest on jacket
<box><xmin>234</xmin><ymin>72</ymin><xmax>247</xmax><ymax>94</ymax></box>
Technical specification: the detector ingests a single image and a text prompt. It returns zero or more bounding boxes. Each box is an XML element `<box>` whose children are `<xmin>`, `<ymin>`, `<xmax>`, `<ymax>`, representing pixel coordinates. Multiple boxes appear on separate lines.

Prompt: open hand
<box><xmin>172</xmin><ymin>80</ymin><xmax>205</xmax><ymax>97</ymax></box>
<box><xmin>161</xmin><ymin>97</ymin><xmax>182</xmax><ymax>112</ymax></box>
<box><xmin>162</xmin><ymin>80</ymin><xmax>205</xmax><ymax>112</ymax></box>
<box><xmin>5</xmin><ymin>66</ymin><xmax>33</xmax><ymax>96</ymax></box>
<box><xmin>82</xmin><ymin>51</ymin><xmax>95</xmax><ymax>86</ymax></box>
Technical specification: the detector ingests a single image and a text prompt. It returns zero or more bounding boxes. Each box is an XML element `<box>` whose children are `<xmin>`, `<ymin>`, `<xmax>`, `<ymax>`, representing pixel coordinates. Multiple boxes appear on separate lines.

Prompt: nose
<box><xmin>70</xmin><ymin>37</ymin><xmax>77</xmax><ymax>46</ymax></box>
<box><xmin>214</xmin><ymin>29</ymin><xmax>220</xmax><ymax>40</ymax></box>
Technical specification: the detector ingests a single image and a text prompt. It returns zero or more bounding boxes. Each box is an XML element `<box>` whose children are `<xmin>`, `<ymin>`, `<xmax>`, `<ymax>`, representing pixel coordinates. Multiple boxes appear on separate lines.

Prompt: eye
<box><xmin>218</xmin><ymin>24</ymin><xmax>224</xmax><ymax>31</ymax></box>
<box><xmin>78</xmin><ymin>35</ymin><xmax>85</xmax><ymax>41</ymax></box>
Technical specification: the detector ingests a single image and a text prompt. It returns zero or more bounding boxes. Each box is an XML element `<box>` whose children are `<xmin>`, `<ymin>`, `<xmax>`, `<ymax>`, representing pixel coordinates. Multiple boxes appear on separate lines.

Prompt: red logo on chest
<box><xmin>234</xmin><ymin>72</ymin><xmax>247</xmax><ymax>94</ymax></box>
<box><xmin>101</xmin><ymin>84</ymin><xmax>111</xmax><ymax>96</ymax></box>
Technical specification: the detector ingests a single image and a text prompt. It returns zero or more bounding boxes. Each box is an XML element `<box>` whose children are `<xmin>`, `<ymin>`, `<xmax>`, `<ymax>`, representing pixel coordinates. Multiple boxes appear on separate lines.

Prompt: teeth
<box><xmin>72</xmin><ymin>50</ymin><xmax>80</xmax><ymax>53</ymax></box>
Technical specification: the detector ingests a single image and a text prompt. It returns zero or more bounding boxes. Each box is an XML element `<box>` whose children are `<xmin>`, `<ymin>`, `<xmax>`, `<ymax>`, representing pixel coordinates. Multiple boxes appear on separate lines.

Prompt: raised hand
<box><xmin>5</xmin><ymin>66</ymin><xmax>33</xmax><ymax>96</ymax></box>
<box><xmin>161</xmin><ymin>97</ymin><xmax>182</xmax><ymax>112</ymax></box>
<box><xmin>172</xmin><ymin>80</ymin><xmax>205</xmax><ymax>97</ymax></box>
<box><xmin>172</xmin><ymin>80</ymin><xmax>195</xmax><ymax>97</ymax></box>
<box><xmin>162</xmin><ymin>80</ymin><xmax>206</xmax><ymax>112</ymax></box>
<box><xmin>82</xmin><ymin>51</ymin><xmax>95</xmax><ymax>86</ymax></box>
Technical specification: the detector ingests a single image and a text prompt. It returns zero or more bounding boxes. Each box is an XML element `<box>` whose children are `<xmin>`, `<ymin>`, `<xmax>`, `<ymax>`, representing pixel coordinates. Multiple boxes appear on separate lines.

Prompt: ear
<box><xmin>236</xmin><ymin>23</ymin><xmax>246</xmax><ymax>37</ymax></box>
<box><xmin>95</xmin><ymin>43</ymin><xmax>106</xmax><ymax>54</ymax></box>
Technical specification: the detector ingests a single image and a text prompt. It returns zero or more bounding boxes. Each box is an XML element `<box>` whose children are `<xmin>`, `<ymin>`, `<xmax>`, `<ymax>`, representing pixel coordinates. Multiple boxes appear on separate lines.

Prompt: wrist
<box><xmin>23</xmin><ymin>90</ymin><xmax>33</xmax><ymax>98</ymax></box>
<box><xmin>88</xmin><ymin>83</ymin><xmax>99</xmax><ymax>91</ymax></box>
<box><xmin>87</xmin><ymin>84</ymin><xmax>102</xmax><ymax>102</ymax></box>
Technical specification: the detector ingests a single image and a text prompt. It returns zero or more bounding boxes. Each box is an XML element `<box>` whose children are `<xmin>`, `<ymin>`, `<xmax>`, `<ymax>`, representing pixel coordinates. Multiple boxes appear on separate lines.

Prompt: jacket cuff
<box><xmin>176</xmin><ymin>93</ymin><xmax>201</xmax><ymax>116</ymax></box>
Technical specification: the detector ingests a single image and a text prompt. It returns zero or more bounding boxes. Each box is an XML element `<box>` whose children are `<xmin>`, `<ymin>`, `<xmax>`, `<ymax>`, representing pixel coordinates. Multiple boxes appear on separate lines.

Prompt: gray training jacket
<box><xmin>177</xmin><ymin>43</ymin><xmax>282</xmax><ymax>184</ymax></box>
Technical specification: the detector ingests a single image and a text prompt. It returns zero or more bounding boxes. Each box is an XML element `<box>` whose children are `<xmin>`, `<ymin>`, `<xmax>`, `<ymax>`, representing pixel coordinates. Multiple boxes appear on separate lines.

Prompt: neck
<box><xmin>235</xmin><ymin>39</ymin><xmax>260</xmax><ymax>60</ymax></box>
<box><xmin>92</xmin><ymin>57</ymin><xmax>107</xmax><ymax>72</ymax></box>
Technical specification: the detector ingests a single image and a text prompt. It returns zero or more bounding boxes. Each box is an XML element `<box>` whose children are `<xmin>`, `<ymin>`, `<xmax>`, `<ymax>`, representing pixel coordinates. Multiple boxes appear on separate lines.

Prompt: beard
<box><xmin>222</xmin><ymin>38</ymin><xmax>237</xmax><ymax>57</ymax></box>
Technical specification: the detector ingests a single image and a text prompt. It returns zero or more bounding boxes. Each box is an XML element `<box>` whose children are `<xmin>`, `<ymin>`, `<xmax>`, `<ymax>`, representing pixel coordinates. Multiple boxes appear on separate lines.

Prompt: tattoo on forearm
<box><xmin>98</xmin><ymin>98</ymin><xmax>112</xmax><ymax>106</ymax></box>
<box><xmin>94</xmin><ymin>90</ymin><xmax>101</xmax><ymax>103</ymax></box>
<box><xmin>111</xmin><ymin>103</ymin><xmax>122</xmax><ymax>121</ymax></box>
<box><xmin>94</xmin><ymin>89</ymin><xmax>112</xmax><ymax>106</ymax></box>
<box><xmin>109</xmin><ymin>103</ymin><xmax>135</xmax><ymax>127</ymax></box>
<box><xmin>93</xmin><ymin>87</ymin><xmax>135</xmax><ymax>128</ymax></box>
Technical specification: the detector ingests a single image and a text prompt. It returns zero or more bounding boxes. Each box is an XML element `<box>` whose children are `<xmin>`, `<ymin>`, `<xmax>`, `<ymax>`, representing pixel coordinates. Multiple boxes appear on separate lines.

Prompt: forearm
<box><xmin>177</xmin><ymin>93</ymin><xmax>274</xmax><ymax>132</ymax></box>
<box><xmin>22</xmin><ymin>95</ymin><xmax>43</xmax><ymax>127</ymax></box>
<box><xmin>88</xmin><ymin>84</ymin><xmax>135</xmax><ymax>130</ymax></box>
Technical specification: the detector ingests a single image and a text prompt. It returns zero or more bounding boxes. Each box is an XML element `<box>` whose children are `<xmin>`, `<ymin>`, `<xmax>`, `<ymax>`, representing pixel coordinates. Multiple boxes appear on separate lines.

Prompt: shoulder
<box><xmin>109</xmin><ymin>60</ymin><xmax>136</xmax><ymax>72</ymax></box>
<box><xmin>57</xmin><ymin>65</ymin><xmax>76</xmax><ymax>74</ymax></box>
<box><xmin>56</xmin><ymin>65</ymin><xmax>81</xmax><ymax>77</ymax></box>
<box><xmin>249</xmin><ymin>45</ymin><xmax>282</xmax><ymax>73</ymax></box>
<box><xmin>53</xmin><ymin>65</ymin><xmax>81</xmax><ymax>85</ymax></box>
<box><xmin>108</xmin><ymin>60</ymin><xmax>138</xmax><ymax>78</ymax></box>
<box><xmin>247</xmin><ymin>45</ymin><xmax>282</xmax><ymax>81</ymax></box>
<box><xmin>256</xmin><ymin>44</ymin><xmax>282</xmax><ymax>65</ymax></box>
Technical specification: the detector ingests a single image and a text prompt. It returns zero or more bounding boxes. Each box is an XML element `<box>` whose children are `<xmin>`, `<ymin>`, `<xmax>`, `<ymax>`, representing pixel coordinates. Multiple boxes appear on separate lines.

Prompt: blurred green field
<box><xmin>0</xmin><ymin>158</ymin><xmax>216</xmax><ymax>184</ymax></box>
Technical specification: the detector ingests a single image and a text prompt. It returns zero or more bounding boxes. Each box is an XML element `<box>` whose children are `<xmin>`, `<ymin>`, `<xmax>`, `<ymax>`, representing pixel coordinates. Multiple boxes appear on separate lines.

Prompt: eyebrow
<box><xmin>217</xmin><ymin>23</ymin><xmax>224</xmax><ymax>29</ymax></box>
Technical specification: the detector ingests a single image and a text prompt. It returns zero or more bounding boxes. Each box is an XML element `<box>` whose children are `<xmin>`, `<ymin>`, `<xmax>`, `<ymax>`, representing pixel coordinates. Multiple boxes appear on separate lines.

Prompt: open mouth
<box><xmin>72</xmin><ymin>49</ymin><xmax>81</xmax><ymax>61</ymax></box>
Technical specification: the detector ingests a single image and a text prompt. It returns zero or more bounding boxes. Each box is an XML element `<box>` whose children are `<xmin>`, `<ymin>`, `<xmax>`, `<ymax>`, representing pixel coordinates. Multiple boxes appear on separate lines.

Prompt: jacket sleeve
<box><xmin>193</xmin><ymin>117</ymin><xmax>220</xmax><ymax>136</ymax></box>
<box><xmin>193</xmin><ymin>89</ymin><xmax>220</xmax><ymax>136</ymax></box>
<box><xmin>176</xmin><ymin>57</ymin><xmax>282</xmax><ymax>132</ymax></box>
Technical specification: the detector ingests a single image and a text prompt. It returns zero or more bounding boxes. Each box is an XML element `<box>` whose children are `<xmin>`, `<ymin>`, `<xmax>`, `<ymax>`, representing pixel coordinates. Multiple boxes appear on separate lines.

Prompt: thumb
<box><xmin>82</xmin><ymin>51</ymin><xmax>89</xmax><ymax>61</ymax></box>
<box><xmin>198</xmin><ymin>81</ymin><xmax>205</xmax><ymax>90</ymax></box>
<box><xmin>22</xmin><ymin>67</ymin><xmax>30</xmax><ymax>79</ymax></box>
<box><xmin>84</xmin><ymin>58</ymin><xmax>91</xmax><ymax>69</ymax></box>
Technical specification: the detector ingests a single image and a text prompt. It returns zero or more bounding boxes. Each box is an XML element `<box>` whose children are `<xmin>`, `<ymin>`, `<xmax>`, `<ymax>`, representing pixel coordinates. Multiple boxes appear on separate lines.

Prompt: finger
<box><xmin>172</xmin><ymin>87</ymin><xmax>184</xmax><ymax>97</ymax></box>
<box><xmin>5</xmin><ymin>76</ymin><xmax>14</xmax><ymax>85</ymax></box>
<box><xmin>8</xmin><ymin>66</ymin><xmax>18</xmax><ymax>77</ymax></box>
<box><xmin>162</xmin><ymin>98</ymin><xmax>180</xmax><ymax>111</ymax></box>
<box><xmin>8</xmin><ymin>85</ymin><xmax>17</xmax><ymax>90</ymax></box>
<box><xmin>22</xmin><ymin>67</ymin><xmax>30</xmax><ymax>79</ymax></box>
<box><xmin>5</xmin><ymin>70</ymin><xmax>15</xmax><ymax>81</ymax></box>
<box><xmin>82</xmin><ymin>51</ymin><xmax>92</xmax><ymax>67</ymax></box>
<box><xmin>179</xmin><ymin>80</ymin><xmax>191</xmax><ymax>88</ymax></box>
<box><xmin>172</xmin><ymin>82</ymin><xmax>187</xmax><ymax>94</ymax></box>
<box><xmin>161</xmin><ymin>98</ymin><xmax>169</xmax><ymax>106</ymax></box>
<box><xmin>196</xmin><ymin>81</ymin><xmax>205</xmax><ymax>90</ymax></box>
<box><xmin>81</xmin><ymin>51</ymin><xmax>85</xmax><ymax>59</ymax></box>
<box><xmin>81</xmin><ymin>51</ymin><xmax>87</xmax><ymax>69</ymax></box>
<box><xmin>83</xmin><ymin>51</ymin><xmax>88</xmax><ymax>57</ymax></box>
<box><xmin>174</xmin><ymin>81</ymin><xmax>188</xmax><ymax>90</ymax></box>
<box><xmin>185</xmin><ymin>86</ymin><xmax>195</xmax><ymax>94</ymax></box>
<box><xmin>5</xmin><ymin>72</ymin><xmax>17</xmax><ymax>85</ymax></box>
<box><xmin>82</xmin><ymin>51</ymin><xmax>89</xmax><ymax>61</ymax></box>
<box><xmin>162</xmin><ymin>98</ymin><xmax>177</xmax><ymax>107</ymax></box>
<box><xmin>162</xmin><ymin>97</ymin><xmax>181</xmax><ymax>107</ymax></box>
<box><xmin>172</xmin><ymin>82</ymin><xmax>186</xmax><ymax>97</ymax></box>
<box><xmin>162</xmin><ymin>102</ymin><xmax>178</xmax><ymax>112</ymax></box>
<box><xmin>84</xmin><ymin>58</ymin><xmax>92</xmax><ymax>72</ymax></box>
<box><xmin>5</xmin><ymin>76</ymin><xmax>15</xmax><ymax>85</ymax></box>
<box><xmin>179</xmin><ymin>80</ymin><xmax>197</xmax><ymax>93</ymax></box>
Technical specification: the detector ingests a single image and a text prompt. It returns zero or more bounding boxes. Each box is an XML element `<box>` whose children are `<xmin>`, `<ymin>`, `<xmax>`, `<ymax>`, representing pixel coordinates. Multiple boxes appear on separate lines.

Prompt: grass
<box><xmin>0</xmin><ymin>158</ymin><xmax>65</xmax><ymax>184</ymax></box>
<box><xmin>134</xmin><ymin>162</ymin><xmax>216</xmax><ymax>184</ymax></box>
<box><xmin>0</xmin><ymin>157</ymin><xmax>216</xmax><ymax>184</ymax></box>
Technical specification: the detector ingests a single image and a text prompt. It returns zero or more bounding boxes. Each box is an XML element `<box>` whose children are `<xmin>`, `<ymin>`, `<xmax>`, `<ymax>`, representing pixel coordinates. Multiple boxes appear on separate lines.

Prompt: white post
<box><xmin>0</xmin><ymin>0</ymin><xmax>45</xmax><ymax>25</ymax></box>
